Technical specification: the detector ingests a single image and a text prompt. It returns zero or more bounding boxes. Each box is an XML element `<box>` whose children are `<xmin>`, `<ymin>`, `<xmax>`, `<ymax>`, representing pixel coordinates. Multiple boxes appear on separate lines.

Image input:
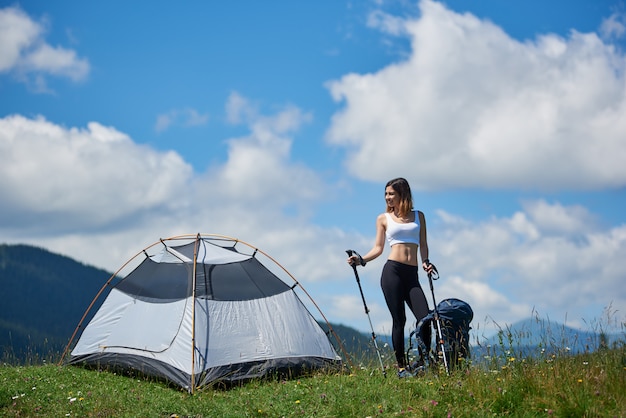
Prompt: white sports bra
<box><xmin>385</xmin><ymin>211</ymin><xmax>420</xmax><ymax>246</ymax></box>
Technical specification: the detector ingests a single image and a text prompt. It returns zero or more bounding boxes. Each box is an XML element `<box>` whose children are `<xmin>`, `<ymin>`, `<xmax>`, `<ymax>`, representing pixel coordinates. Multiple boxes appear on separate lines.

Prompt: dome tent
<box><xmin>62</xmin><ymin>234</ymin><xmax>343</xmax><ymax>392</ymax></box>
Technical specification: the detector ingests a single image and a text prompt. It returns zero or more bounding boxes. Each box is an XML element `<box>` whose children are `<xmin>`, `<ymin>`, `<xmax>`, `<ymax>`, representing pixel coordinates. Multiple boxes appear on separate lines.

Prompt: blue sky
<box><xmin>1</xmin><ymin>0</ymin><xmax>625</xmax><ymax>340</ymax></box>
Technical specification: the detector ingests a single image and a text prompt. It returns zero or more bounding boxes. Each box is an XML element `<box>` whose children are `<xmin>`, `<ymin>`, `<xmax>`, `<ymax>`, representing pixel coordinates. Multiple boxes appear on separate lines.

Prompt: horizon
<box><xmin>2</xmin><ymin>240</ymin><xmax>619</xmax><ymax>343</ymax></box>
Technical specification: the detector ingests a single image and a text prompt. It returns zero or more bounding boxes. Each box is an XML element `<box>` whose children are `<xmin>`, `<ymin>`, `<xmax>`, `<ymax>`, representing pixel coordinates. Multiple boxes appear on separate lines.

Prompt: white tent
<box><xmin>63</xmin><ymin>234</ymin><xmax>343</xmax><ymax>392</ymax></box>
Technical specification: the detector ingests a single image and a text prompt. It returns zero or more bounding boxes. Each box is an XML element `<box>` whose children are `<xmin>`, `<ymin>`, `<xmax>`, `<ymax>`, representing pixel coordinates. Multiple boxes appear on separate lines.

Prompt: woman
<box><xmin>347</xmin><ymin>177</ymin><xmax>434</xmax><ymax>378</ymax></box>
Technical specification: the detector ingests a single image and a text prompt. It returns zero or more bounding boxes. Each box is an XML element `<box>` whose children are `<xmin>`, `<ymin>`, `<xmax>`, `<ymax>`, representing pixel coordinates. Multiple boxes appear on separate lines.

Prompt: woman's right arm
<box><xmin>353</xmin><ymin>213</ymin><xmax>386</xmax><ymax>265</ymax></box>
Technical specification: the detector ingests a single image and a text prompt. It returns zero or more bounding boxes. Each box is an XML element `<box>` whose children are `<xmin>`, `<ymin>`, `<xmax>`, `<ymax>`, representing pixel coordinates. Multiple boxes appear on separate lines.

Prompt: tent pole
<box><xmin>190</xmin><ymin>234</ymin><xmax>201</xmax><ymax>394</ymax></box>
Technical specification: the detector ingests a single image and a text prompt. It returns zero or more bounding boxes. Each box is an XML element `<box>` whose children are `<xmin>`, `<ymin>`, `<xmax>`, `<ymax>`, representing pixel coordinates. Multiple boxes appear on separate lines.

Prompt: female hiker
<box><xmin>347</xmin><ymin>177</ymin><xmax>434</xmax><ymax>378</ymax></box>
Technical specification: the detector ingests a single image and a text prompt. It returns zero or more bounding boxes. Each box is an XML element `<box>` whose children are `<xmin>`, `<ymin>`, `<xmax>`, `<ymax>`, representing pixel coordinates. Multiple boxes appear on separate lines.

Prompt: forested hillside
<box><xmin>0</xmin><ymin>244</ymin><xmax>110</xmax><ymax>362</ymax></box>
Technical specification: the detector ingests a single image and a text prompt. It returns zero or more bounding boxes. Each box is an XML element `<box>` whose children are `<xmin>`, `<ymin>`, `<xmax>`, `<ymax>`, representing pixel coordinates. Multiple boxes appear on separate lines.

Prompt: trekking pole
<box><xmin>346</xmin><ymin>250</ymin><xmax>386</xmax><ymax>377</ymax></box>
<box><xmin>426</xmin><ymin>263</ymin><xmax>450</xmax><ymax>375</ymax></box>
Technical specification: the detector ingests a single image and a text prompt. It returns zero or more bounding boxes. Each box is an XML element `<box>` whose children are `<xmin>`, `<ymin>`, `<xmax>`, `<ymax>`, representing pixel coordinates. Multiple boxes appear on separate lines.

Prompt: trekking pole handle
<box><xmin>426</xmin><ymin>262</ymin><xmax>439</xmax><ymax>280</ymax></box>
<box><xmin>346</xmin><ymin>249</ymin><xmax>366</xmax><ymax>267</ymax></box>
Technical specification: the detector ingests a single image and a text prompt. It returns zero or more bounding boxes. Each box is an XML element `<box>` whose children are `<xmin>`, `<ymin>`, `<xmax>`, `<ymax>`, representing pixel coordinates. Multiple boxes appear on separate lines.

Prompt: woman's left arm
<box><xmin>418</xmin><ymin>211</ymin><xmax>433</xmax><ymax>272</ymax></box>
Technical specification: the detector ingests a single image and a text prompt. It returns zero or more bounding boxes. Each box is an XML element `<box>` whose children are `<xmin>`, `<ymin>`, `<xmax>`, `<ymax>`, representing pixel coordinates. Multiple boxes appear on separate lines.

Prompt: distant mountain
<box><xmin>0</xmin><ymin>244</ymin><xmax>110</xmax><ymax>363</ymax></box>
<box><xmin>471</xmin><ymin>317</ymin><xmax>612</xmax><ymax>361</ymax></box>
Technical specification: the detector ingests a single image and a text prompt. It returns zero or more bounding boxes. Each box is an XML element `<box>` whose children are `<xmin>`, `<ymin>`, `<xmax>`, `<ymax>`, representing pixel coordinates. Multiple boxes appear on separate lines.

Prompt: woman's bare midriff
<box><xmin>388</xmin><ymin>243</ymin><xmax>419</xmax><ymax>266</ymax></box>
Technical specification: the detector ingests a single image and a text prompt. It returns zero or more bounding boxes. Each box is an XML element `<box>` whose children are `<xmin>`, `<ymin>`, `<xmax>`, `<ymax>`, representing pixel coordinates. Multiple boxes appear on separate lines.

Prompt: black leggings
<box><xmin>380</xmin><ymin>260</ymin><xmax>431</xmax><ymax>368</ymax></box>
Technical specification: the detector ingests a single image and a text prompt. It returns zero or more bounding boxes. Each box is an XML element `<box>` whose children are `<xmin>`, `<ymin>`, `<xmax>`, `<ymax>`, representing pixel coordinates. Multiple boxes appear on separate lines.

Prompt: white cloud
<box><xmin>155</xmin><ymin>108</ymin><xmax>209</xmax><ymax>133</ymax></box>
<box><xmin>522</xmin><ymin>199</ymin><xmax>596</xmax><ymax>236</ymax></box>
<box><xmin>367</xmin><ymin>9</ymin><xmax>408</xmax><ymax>36</ymax></box>
<box><xmin>600</xmin><ymin>11</ymin><xmax>626</xmax><ymax>40</ymax></box>
<box><xmin>225</xmin><ymin>91</ymin><xmax>258</xmax><ymax>124</ymax></box>
<box><xmin>325</xmin><ymin>0</ymin><xmax>626</xmax><ymax>191</ymax></box>
<box><xmin>429</xmin><ymin>202</ymin><xmax>626</xmax><ymax>335</ymax></box>
<box><xmin>20</xmin><ymin>43</ymin><xmax>89</xmax><ymax>81</ymax></box>
<box><xmin>0</xmin><ymin>95</ymin><xmax>327</xmax><ymax>270</ymax></box>
<box><xmin>436</xmin><ymin>276</ymin><xmax>531</xmax><ymax>337</ymax></box>
<box><xmin>0</xmin><ymin>102</ymin><xmax>389</xmax><ymax>335</ymax></box>
<box><xmin>0</xmin><ymin>6</ymin><xmax>39</xmax><ymax>71</ymax></box>
<box><xmin>0</xmin><ymin>114</ymin><xmax>194</xmax><ymax>231</ymax></box>
<box><xmin>329</xmin><ymin>295</ymin><xmax>368</xmax><ymax>321</ymax></box>
<box><xmin>0</xmin><ymin>6</ymin><xmax>90</xmax><ymax>88</ymax></box>
<box><xmin>155</xmin><ymin>113</ymin><xmax>174</xmax><ymax>132</ymax></box>
<box><xmin>207</xmin><ymin>93</ymin><xmax>319</xmax><ymax>210</ymax></box>
<box><xmin>1</xmin><ymin>107</ymin><xmax>623</xmax><ymax>339</ymax></box>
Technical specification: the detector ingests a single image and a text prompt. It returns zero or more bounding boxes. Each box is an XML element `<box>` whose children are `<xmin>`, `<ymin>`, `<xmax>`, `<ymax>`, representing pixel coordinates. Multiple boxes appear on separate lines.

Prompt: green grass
<box><xmin>1</xmin><ymin>345</ymin><xmax>624</xmax><ymax>417</ymax></box>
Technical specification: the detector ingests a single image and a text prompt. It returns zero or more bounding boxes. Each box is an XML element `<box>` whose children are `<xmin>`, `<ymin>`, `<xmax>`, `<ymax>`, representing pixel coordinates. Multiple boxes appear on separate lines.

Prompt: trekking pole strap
<box><xmin>427</xmin><ymin>263</ymin><xmax>439</xmax><ymax>280</ymax></box>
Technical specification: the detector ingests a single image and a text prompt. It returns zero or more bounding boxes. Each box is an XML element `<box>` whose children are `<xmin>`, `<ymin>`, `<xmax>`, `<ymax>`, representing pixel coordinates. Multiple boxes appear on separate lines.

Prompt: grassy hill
<box><xmin>1</xmin><ymin>346</ymin><xmax>624</xmax><ymax>416</ymax></box>
<box><xmin>1</xmin><ymin>244</ymin><xmax>624</xmax><ymax>416</ymax></box>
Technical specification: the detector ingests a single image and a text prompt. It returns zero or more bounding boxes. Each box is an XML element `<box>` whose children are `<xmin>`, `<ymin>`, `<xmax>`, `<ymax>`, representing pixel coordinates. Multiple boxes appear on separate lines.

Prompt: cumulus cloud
<box><xmin>0</xmin><ymin>99</ymin><xmax>379</xmax><ymax>333</ymax></box>
<box><xmin>429</xmin><ymin>201</ymin><xmax>626</xmax><ymax>333</ymax></box>
<box><xmin>1</xmin><ymin>109</ymin><xmax>623</xmax><ymax>338</ymax></box>
<box><xmin>0</xmin><ymin>103</ymin><xmax>379</xmax><ymax>342</ymax></box>
<box><xmin>0</xmin><ymin>114</ymin><xmax>193</xmax><ymax>231</ymax></box>
<box><xmin>439</xmin><ymin>276</ymin><xmax>531</xmax><ymax>329</ymax></box>
<box><xmin>522</xmin><ymin>199</ymin><xmax>597</xmax><ymax>236</ymax></box>
<box><xmin>0</xmin><ymin>95</ymin><xmax>331</xmax><ymax>272</ymax></box>
<box><xmin>203</xmin><ymin>93</ymin><xmax>320</xmax><ymax>210</ymax></box>
<box><xmin>326</xmin><ymin>0</ymin><xmax>626</xmax><ymax>191</ymax></box>
<box><xmin>0</xmin><ymin>6</ymin><xmax>39</xmax><ymax>71</ymax></box>
<box><xmin>0</xmin><ymin>6</ymin><xmax>90</xmax><ymax>89</ymax></box>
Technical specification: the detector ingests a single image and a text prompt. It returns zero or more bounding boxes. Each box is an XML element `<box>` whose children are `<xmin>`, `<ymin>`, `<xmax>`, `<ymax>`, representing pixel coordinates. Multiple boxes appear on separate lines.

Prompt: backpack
<box><xmin>411</xmin><ymin>298</ymin><xmax>474</xmax><ymax>369</ymax></box>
